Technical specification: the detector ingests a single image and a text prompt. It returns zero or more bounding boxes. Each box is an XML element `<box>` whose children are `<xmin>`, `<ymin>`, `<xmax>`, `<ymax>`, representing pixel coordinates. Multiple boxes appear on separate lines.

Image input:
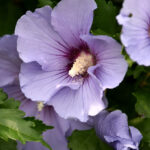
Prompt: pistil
<box><xmin>69</xmin><ymin>51</ymin><xmax>94</xmax><ymax>77</ymax></box>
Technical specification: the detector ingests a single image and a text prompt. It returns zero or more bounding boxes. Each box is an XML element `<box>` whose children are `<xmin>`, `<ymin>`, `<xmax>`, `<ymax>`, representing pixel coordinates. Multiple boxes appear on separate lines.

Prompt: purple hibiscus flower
<box><xmin>117</xmin><ymin>0</ymin><xmax>150</xmax><ymax>66</ymax></box>
<box><xmin>0</xmin><ymin>35</ymin><xmax>90</xmax><ymax>150</ymax></box>
<box><xmin>15</xmin><ymin>0</ymin><xmax>127</xmax><ymax>122</ymax></box>
<box><xmin>94</xmin><ymin>110</ymin><xmax>142</xmax><ymax>150</ymax></box>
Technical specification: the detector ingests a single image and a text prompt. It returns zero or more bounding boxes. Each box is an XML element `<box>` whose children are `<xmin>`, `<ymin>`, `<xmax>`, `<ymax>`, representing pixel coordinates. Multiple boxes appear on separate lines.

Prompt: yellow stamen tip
<box><xmin>37</xmin><ymin>102</ymin><xmax>44</xmax><ymax>112</ymax></box>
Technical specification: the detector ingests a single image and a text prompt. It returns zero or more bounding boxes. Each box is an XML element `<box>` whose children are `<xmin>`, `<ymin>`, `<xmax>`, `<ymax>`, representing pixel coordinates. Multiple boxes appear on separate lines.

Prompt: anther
<box><xmin>37</xmin><ymin>102</ymin><xmax>44</xmax><ymax>112</ymax></box>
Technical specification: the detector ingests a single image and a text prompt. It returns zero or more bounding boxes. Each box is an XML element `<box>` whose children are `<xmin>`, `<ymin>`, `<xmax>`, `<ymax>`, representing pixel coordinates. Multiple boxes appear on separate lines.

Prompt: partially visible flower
<box><xmin>0</xmin><ymin>35</ymin><xmax>21</xmax><ymax>87</ymax></box>
<box><xmin>117</xmin><ymin>0</ymin><xmax>150</xmax><ymax>66</ymax></box>
<box><xmin>0</xmin><ymin>35</ymin><xmax>90</xmax><ymax>150</ymax></box>
<box><xmin>94</xmin><ymin>110</ymin><xmax>142</xmax><ymax>150</ymax></box>
<box><xmin>15</xmin><ymin>0</ymin><xmax>127</xmax><ymax>122</ymax></box>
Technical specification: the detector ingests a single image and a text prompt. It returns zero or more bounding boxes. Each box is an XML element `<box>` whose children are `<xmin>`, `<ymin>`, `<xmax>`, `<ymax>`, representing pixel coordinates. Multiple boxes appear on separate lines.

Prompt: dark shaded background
<box><xmin>0</xmin><ymin>0</ymin><xmax>122</xmax><ymax>36</ymax></box>
<box><xmin>0</xmin><ymin>0</ymin><xmax>38</xmax><ymax>36</ymax></box>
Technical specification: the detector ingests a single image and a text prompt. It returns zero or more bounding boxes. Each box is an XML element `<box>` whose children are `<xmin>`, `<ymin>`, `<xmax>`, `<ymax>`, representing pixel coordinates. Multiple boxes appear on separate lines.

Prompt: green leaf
<box><xmin>0</xmin><ymin>90</ymin><xmax>52</xmax><ymax>150</ymax></box>
<box><xmin>0</xmin><ymin>98</ymin><xmax>20</xmax><ymax>109</ymax></box>
<box><xmin>0</xmin><ymin>109</ymin><xmax>51</xmax><ymax>149</ymax></box>
<box><xmin>38</xmin><ymin>0</ymin><xmax>53</xmax><ymax>7</ymax></box>
<box><xmin>0</xmin><ymin>138</ymin><xmax>17</xmax><ymax>150</ymax></box>
<box><xmin>92</xmin><ymin>0</ymin><xmax>120</xmax><ymax>36</ymax></box>
<box><xmin>68</xmin><ymin>129</ymin><xmax>113</xmax><ymax>150</ymax></box>
<box><xmin>91</xmin><ymin>28</ymin><xmax>110</xmax><ymax>36</ymax></box>
<box><xmin>0</xmin><ymin>89</ymin><xmax>20</xmax><ymax>109</ymax></box>
<box><xmin>0</xmin><ymin>89</ymin><xmax>8</xmax><ymax>104</ymax></box>
<box><xmin>38</xmin><ymin>0</ymin><xmax>60</xmax><ymax>7</ymax></box>
<box><xmin>134</xmin><ymin>88</ymin><xmax>150</xmax><ymax>118</ymax></box>
<box><xmin>24</xmin><ymin>117</ymin><xmax>53</xmax><ymax>135</ymax></box>
<box><xmin>133</xmin><ymin>66</ymin><xmax>146</xmax><ymax>79</ymax></box>
<box><xmin>122</xmin><ymin>48</ymin><xmax>134</xmax><ymax>67</ymax></box>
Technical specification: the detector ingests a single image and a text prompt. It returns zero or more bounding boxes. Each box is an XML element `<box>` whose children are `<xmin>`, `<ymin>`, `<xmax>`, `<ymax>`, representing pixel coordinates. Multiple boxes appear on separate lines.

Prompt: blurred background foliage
<box><xmin>0</xmin><ymin>0</ymin><xmax>38</xmax><ymax>36</ymax></box>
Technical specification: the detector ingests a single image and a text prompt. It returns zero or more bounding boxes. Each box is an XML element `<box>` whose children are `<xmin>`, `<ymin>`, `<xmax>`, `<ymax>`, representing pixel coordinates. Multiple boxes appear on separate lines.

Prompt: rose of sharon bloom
<box><xmin>117</xmin><ymin>0</ymin><xmax>150</xmax><ymax>66</ymax></box>
<box><xmin>94</xmin><ymin>110</ymin><xmax>142</xmax><ymax>150</ymax></box>
<box><xmin>15</xmin><ymin>0</ymin><xmax>127</xmax><ymax>122</ymax></box>
<box><xmin>0</xmin><ymin>35</ymin><xmax>90</xmax><ymax>150</ymax></box>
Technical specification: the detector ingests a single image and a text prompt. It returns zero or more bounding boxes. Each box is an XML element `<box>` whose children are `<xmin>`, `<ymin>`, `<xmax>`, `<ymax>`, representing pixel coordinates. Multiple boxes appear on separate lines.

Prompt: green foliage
<box><xmin>0</xmin><ymin>89</ymin><xmax>20</xmax><ymax>109</ymax></box>
<box><xmin>24</xmin><ymin>117</ymin><xmax>53</xmax><ymax>134</ymax></box>
<box><xmin>0</xmin><ymin>0</ymin><xmax>21</xmax><ymax>36</ymax></box>
<box><xmin>0</xmin><ymin>0</ymin><xmax>38</xmax><ymax>36</ymax></box>
<box><xmin>129</xmin><ymin>66</ymin><xmax>150</xmax><ymax>149</ymax></box>
<box><xmin>122</xmin><ymin>48</ymin><xmax>134</xmax><ymax>67</ymax></box>
<box><xmin>132</xmin><ymin>66</ymin><xmax>150</xmax><ymax>118</ymax></box>
<box><xmin>134</xmin><ymin>89</ymin><xmax>150</xmax><ymax>118</ymax></box>
<box><xmin>0</xmin><ymin>98</ymin><xmax>20</xmax><ymax>109</ymax></box>
<box><xmin>0</xmin><ymin>90</ymin><xmax>8</xmax><ymax>103</ymax></box>
<box><xmin>38</xmin><ymin>0</ymin><xmax>53</xmax><ymax>7</ymax></box>
<box><xmin>0</xmin><ymin>138</ymin><xmax>17</xmax><ymax>150</ymax></box>
<box><xmin>68</xmin><ymin>129</ymin><xmax>113</xmax><ymax>150</ymax></box>
<box><xmin>137</xmin><ymin>119</ymin><xmax>150</xmax><ymax>143</ymax></box>
<box><xmin>133</xmin><ymin>66</ymin><xmax>147</xmax><ymax>79</ymax></box>
<box><xmin>140</xmin><ymin>142</ymin><xmax>150</xmax><ymax>150</ymax></box>
<box><xmin>92</xmin><ymin>0</ymin><xmax>120</xmax><ymax>36</ymax></box>
<box><xmin>38</xmin><ymin>0</ymin><xmax>60</xmax><ymax>7</ymax></box>
<box><xmin>0</xmin><ymin>89</ymin><xmax>52</xmax><ymax>150</ymax></box>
